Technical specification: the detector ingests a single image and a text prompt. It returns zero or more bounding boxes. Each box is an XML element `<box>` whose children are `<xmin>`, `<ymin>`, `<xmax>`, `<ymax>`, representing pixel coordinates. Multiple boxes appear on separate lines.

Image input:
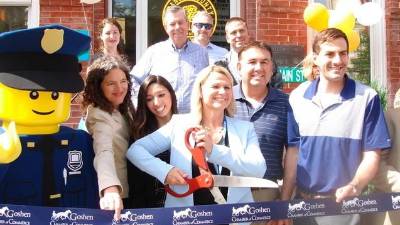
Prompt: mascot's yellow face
<box><xmin>0</xmin><ymin>83</ymin><xmax>71</xmax><ymax>126</ymax></box>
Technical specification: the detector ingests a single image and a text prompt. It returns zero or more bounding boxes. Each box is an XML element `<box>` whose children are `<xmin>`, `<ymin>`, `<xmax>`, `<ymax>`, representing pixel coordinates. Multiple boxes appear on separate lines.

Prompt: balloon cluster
<box><xmin>303</xmin><ymin>2</ymin><xmax>383</xmax><ymax>52</ymax></box>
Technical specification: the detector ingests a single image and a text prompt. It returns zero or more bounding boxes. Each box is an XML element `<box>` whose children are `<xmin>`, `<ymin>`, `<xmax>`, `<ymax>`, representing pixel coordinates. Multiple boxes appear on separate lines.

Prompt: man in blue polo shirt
<box><xmin>234</xmin><ymin>41</ymin><xmax>295</xmax><ymax>225</ymax></box>
<box><xmin>286</xmin><ymin>28</ymin><xmax>391</xmax><ymax>225</ymax></box>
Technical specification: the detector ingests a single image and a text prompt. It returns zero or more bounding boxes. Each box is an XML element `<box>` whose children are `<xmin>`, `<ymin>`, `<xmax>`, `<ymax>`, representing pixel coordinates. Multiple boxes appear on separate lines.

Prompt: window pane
<box><xmin>112</xmin><ymin>0</ymin><xmax>136</xmax><ymax>63</ymax></box>
<box><xmin>148</xmin><ymin>0</ymin><xmax>166</xmax><ymax>46</ymax></box>
<box><xmin>315</xmin><ymin>0</ymin><xmax>328</xmax><ymax>5</ymax></box>
<box><xmin>211</xmin><ymin>0</ymin><xmax>230</xmax><ymax>49</ymax></box>
<box><xmin>113</xmin><ymin>0</ymin><xmax>135</xmax><ymax>17</ymax></box>
<box><xmin>0</xmin><ymin>6</ymin><xmax>28</xmax><ymax>33</ymax></box>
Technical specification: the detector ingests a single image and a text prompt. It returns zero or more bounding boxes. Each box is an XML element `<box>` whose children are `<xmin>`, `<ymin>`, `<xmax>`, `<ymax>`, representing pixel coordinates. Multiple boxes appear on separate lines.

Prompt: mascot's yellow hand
<box><xmin>0</xmin><ymin>121</ymin><xmax>22</xmax><ymax>163</ymax></box>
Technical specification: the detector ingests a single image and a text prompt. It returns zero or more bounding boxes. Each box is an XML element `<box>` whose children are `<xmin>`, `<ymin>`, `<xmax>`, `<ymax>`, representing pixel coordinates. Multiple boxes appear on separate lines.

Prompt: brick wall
<box><xmin>37</xmin><ymin>0</ymin><xmax>399</xmax><ymax>127</ymax></box>
<box><xmin>244</xmin><ymin>0</ymin><xmax>308</xmax><ymax>93</ymax></box>
<box><xmin>386</xmin><ymin>0</ymin><xmax>400</xmax><ymax>108</ymax></box>
<box><xmin>40</xmin><ymin>0</ymin><xmax>106</xmax><ymax>127</ymax></box>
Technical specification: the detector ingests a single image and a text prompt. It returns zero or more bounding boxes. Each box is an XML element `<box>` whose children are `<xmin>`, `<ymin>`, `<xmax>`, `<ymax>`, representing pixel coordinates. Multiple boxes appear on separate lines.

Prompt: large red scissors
<box><xmin>165</xmin><ymin>127</ymin><xmax>278</xmax><ymax>198</ymax></box>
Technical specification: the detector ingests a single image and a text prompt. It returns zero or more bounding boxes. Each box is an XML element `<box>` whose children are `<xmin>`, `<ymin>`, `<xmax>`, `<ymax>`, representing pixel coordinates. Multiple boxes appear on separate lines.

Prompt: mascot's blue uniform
<box><xmin>0</xmin><ymin>127</ymin><xmax>98</xmax><ymax>207</ymax></box>
<box><xmin>0</xmin><ymin>25</ymin><xmax>99</xmax><ymax>208</ymax></box>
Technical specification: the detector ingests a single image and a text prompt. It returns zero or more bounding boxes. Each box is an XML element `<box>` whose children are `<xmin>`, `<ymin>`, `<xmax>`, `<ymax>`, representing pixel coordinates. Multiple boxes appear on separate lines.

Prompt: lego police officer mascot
<box><xmin>0</xmin><ymin>25</ymin><xmax>99</xmax><ymax>208</ymax></box>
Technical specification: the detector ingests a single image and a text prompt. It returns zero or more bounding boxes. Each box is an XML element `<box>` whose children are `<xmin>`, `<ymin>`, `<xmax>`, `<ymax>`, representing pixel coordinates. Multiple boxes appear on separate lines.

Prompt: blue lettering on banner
<box><xmin>0</xmin><ymin>192</ymin><xmax>399</xmax><ymax>225</ymax></box>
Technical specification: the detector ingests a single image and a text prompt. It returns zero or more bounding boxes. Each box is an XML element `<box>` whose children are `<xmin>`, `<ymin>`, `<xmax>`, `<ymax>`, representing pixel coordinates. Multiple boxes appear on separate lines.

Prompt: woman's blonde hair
<box><xmin>302</xmin><ymin>54</ymin><xmax>318</xmax><ymax>81</ymax></box>
<box><xmin>394</xmin><ymin>88</ymin><xmax>400</xmax><ymax>109</ymax></box>
<box><xmin>191</xmin><ymin>65</ymin><xmax>236</xmax><ymax>125</ymax></box>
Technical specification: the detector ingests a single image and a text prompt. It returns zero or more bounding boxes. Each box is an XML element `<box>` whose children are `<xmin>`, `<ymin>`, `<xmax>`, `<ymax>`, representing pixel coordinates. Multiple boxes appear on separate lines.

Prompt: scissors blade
<box><xmin>213</xmin><ymin>175</ymin><xmax>279</xmax><ymax>188</ymax></box>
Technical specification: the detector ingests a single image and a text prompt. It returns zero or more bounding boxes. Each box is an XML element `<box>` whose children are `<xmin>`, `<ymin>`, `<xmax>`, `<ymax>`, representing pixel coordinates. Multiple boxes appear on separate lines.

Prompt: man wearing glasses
<box><xmin>191</xmin><ymin>11</ymin><xmax>228</xmax><ymax>65</ymax></box>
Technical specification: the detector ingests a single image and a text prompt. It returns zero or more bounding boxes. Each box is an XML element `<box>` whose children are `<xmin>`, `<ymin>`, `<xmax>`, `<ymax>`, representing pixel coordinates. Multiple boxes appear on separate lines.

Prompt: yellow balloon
<box><xmin>329</xmin><ymin>10</ymin><xmax>356</xmax><ymax>34</ymax></box>
<box><xmin>303</xmin><ymin>3</ymin><xmax>329</xmax><ymax>32</ymax></box>
<box><xmin>345</xmin><ymin>30</ymin><xmax>360</xmax><ymax>52</ymax></box>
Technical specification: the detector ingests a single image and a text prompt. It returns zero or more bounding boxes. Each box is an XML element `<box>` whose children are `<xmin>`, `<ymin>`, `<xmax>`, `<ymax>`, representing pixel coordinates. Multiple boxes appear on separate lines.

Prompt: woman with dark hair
<box><xmin>132</xmin><ymin>75</ymin><xmax>178</xmax><ymax>139</ymax></box>
<box><xmin>129</xmin><ymin>75</ymin><xmax>177</xmax><ymax>208</ymax></box>
<box><xmin>82</xmin><ymin>56</ymin><xmax>135</xmax><ymax>220</ymax></box>
<box><xmin>77</xmin><ymin>18</ymin><xmax>130</xmax><ymax>131</ymax></box>
<box><xmin>92</xmin><ymin>18</ymin><xmax>129</xmax><ymax>65</ymax></box>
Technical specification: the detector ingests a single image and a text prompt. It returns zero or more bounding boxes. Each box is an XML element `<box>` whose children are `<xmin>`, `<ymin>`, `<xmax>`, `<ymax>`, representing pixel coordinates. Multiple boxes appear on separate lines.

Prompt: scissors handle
<box><xmin>165</xmin><ymin>173</ymin><xmax>214</xmax><ymax>197</ymax></box>
<box><xmin>165</xmin><ymin>127</ymin><xmax>214</xmax><ymax>198</ymax></box>
<box><xmin>184</xmin><ymin>127</ymin><xmax>209</xmax><ymax>170</ymax></box>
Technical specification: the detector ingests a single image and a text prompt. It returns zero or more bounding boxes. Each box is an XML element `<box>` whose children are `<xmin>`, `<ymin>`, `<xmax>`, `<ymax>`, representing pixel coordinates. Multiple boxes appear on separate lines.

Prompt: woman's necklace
<box><xmin>203</xmin><ymin>117</ymin><xmax>226</xmax><ymax>144</ymax></box>
<box><xmin>203</xmin><ymin>127</ymin><xmax>224</xmax><ymax>143</ymax></box>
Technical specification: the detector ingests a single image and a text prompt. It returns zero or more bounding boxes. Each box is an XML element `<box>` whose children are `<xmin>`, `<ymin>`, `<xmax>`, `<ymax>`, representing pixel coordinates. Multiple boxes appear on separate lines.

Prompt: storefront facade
<box><xmin>0</xmin><ymin>0</ymin><xmax>399</xmax><ymax>127</ymax></box>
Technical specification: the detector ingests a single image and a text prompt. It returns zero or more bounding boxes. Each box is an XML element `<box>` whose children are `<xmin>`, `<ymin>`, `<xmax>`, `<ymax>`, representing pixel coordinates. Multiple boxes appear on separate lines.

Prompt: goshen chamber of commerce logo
<box><xmin>0</xmin><ymin>206</ymin><xmax>31</xmax><ymax>225</ymax></box>
<box><xmin>286</xmin><ymin>200</ymin><xmax>326</xmax><ymax>218</ymax></box>
<box><xmin>172</xmin><ymin>208</ymin><xmax>213</xmax><ymax>225</ymax></box>
<box><xmin>162</xmin><ymin>0</ymin><xmax>218</xmax><ymax>38</ymax></box>
<box><xmin>392</xmin><ymin>195</ymin><xmax>400</xmax><ymax>210</ymax></box>
<box><xmin>341</xmin><ymin>197</ymin><xmax>378</xmax><ymax>214</ymax></box>
<box><xmin>231</xmin><ymin>204</ymin><xmax>271</xmax><ymax>223</ymax></box>
<box><xmin>112</xmin><ymin>211</ymin><xmax>154</xmax><ymax>225</ymax></box>
<box><xmin>50</xmin><ymin>209</ymin><xmax>94</xmax><ymax>225</ymax></box>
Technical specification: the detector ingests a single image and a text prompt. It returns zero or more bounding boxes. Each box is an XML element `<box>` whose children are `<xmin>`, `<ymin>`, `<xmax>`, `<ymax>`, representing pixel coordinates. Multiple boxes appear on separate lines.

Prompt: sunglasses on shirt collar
<box><xmin>193</xmin><ymin>23</ymin><xmax>212</xmax><ymax>30</ymax></box>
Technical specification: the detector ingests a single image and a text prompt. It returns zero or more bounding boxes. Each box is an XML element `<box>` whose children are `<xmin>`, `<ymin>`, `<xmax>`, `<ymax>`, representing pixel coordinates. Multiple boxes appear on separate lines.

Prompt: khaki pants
<box><xmin>294</xmin><ymin>214</ymin><xmax>360</xmax><ymax>225</ymax></box>
<box><xmin>250</xmin><ymin>188</ymin><xmax>280</xmax><ymax>225</ymax></box>
<box><xmin>361</xmin><ymin>211</ymin><xmax>400</xmax><ymax>225</ymax></box>
<box><xmin>361</xmin><ymin>155</ymin><xmax>400</xmax><ymax>225</ymax></box>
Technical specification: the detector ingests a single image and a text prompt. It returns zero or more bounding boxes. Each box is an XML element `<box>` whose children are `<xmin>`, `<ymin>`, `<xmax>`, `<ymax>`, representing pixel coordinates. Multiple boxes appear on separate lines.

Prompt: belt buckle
<box><xmin>314</xmin><ymin>194</ymin><xmax>329</xmax><ymax>199</ymax></box>
<box><xmin>252</xmin><ymin>187</ymin><xmax>263</xmax><ymax>190</ymax></box>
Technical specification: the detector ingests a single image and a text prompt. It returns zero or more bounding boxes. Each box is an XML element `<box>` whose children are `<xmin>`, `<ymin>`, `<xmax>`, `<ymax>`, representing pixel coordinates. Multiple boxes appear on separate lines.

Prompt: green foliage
<box><xmin>370</xmin><ymin>81</ymin><xmax>387</xmax><ymax>110</ymax></box>
<box><xmin>347</xmin><ymin>28</ymin><xmax>387</xmax><ymax>110</ymax></box>
<box><xmin>363</xmin><ymin>184</ymin><xmax>375</xmax><ymax>195</ymax></box>
<box><xmin>348</xmin><ymin>28</ymin><xmax>371</xmax><ymax>85</ymax></box>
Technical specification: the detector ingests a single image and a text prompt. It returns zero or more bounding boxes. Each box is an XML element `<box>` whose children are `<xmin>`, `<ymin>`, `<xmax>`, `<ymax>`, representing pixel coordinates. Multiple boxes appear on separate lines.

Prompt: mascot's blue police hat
<box><xmin>0</xmin><ymin>24</ymin><xmax>91</xmax><ymax>93</ymax></box>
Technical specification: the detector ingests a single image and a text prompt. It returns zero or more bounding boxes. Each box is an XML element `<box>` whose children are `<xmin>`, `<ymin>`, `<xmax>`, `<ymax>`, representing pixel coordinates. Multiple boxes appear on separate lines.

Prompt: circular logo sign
<box><xmin>162</xmin><ymin>0</ymin><xmax>218</xmax><ymax>38</ymax></box>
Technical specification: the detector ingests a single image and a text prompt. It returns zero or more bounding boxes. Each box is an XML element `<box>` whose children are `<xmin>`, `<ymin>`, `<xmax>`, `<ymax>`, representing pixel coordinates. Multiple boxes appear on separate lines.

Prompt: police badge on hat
<box><xmin>67</xmin><ymin>150</ymin><xmax>83</xmax><ymax>175</ymax></box>
<box><xmin>0</xmin><ymin>24</ymin><xmax>90</xmax><ymax>93</ymax></box>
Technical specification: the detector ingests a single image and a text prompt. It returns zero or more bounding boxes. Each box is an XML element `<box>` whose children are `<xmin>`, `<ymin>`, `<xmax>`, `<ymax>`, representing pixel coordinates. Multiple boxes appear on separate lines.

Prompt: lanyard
<box><xmin>215</xmin><ymin>117</ymin><xmax>228</xmax><ymax>175</ymax></box>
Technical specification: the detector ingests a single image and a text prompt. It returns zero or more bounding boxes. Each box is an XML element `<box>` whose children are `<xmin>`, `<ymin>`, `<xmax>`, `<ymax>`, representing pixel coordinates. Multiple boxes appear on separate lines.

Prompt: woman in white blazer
<box><xmin>126</xmin><ymin>65</ymin><xmax>266</xmax><ymax>210</ymax></box>
<box><xmin>83</xmin><ymin>56</ymin><xmax>135</xmax><ymax>220</ymax></box>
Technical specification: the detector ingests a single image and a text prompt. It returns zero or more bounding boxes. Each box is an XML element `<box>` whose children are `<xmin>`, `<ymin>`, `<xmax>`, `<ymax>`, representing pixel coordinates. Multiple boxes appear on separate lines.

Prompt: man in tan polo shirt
<box><xmin>362</xmin><ymin>88</ymin><xmax>400</xmax><ymax>225</ymax></box>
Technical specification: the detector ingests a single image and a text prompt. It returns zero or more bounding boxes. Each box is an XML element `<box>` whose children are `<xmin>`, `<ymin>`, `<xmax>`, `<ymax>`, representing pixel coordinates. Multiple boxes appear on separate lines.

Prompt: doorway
<box><xmin>110</xmin><ymin>0</ymin><xmax>239</xmax><ymax>64</ymax></box>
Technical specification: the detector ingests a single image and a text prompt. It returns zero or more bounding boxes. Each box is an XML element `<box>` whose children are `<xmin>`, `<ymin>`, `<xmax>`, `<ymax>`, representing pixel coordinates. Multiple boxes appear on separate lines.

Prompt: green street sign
<box><xmin>278</xmin><ymin>67</ymin><xmax>306</xmax><ymax>83</ymax></box>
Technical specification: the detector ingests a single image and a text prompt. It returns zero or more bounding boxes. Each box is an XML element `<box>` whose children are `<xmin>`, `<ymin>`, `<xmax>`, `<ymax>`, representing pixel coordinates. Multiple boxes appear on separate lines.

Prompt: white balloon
<box><xmin>80</xmin><ymin>0</ymin><xmax>101</xmax><ymax>4</ymax></box>
<box><xmin>354</xmin><ymin>2</ymin><xmax>383</xmax><ymax>26</ymax></box>
<box><xmin>335</xmin><ymin>0</ymin><xmax>361</xmax><ymax>13</ymax></box>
